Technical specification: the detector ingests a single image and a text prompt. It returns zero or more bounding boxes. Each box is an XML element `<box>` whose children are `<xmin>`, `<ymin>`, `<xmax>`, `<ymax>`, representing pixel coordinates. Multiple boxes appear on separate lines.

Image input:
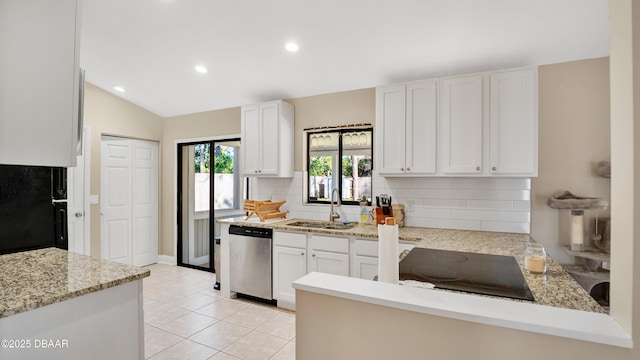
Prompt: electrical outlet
<box><xmin>406</xmin><ymin>200</ymin><xmax>414</xmax><ymax>212</ymax></box>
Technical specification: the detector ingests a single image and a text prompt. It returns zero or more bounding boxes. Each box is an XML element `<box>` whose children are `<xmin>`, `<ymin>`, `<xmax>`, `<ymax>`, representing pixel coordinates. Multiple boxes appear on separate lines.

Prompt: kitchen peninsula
<box><xmin>219</xmin><ymin>217</ymin><xmax>603</xmax><ymax>312</ymax></box>
<box><xmin>0</xmin><ymin>248</ymin><xmax>149</xmax><ymax>360</ymax></box>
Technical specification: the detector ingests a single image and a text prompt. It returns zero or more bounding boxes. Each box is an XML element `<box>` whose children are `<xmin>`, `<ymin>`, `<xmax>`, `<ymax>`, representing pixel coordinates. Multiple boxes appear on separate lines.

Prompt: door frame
<box><xmin>67</xmin><ymin>126</ymin><xmax>91</xmax><ymax>255</ymax></box>
<box><xmin>173</xmin><ymin>135</ymin><xmax>244</xmax><ymax>270</ymax></box>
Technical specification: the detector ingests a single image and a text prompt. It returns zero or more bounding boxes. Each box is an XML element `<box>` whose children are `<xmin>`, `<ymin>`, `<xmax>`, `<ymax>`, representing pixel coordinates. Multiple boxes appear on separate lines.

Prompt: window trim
<box><xmin>306</xmin><ymin>127</ymin><xmax>373</xmax><ymax>206</ymax></box>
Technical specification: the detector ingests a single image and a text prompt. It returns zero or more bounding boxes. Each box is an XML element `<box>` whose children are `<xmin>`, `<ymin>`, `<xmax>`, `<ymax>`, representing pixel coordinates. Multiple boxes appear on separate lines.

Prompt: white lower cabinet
<box><xmin>273</xmin><ymin>232</ymin><xmax>307</xmax><ymax>310</ymax></box>
<box><xmin>351</xmin><ymin>238</ymin><xmax>416</xmax><ymax>281</ymax></box>
<box><xmin>307</xmin><ymin>235</ymin><xmax>350</xmax><ymax>277</ymax></box>
<box><xmin>353</xmin><ymin>255</ymin><xmax>379</xmax><ymax>281</ymax></box>
<box><xmin>272</xmin><ymin>231</ymin><xmax>416</xmax><ymax>310</ymax></box>
<box><xmin>308</xmin><ymin>250</ymin><xmax>350</xmax><ymax>276</ymax></box>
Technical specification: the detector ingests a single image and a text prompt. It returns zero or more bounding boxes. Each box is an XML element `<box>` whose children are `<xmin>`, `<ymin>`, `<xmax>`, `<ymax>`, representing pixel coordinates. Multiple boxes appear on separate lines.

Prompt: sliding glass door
<box><xmin>177</xmin><ymin>138</ymin><xmax>245</xmax><ymax>273</ymax></box>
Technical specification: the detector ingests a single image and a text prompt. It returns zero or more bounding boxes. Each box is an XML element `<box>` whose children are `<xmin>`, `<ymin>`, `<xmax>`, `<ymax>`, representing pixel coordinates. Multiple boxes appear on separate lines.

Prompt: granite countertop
<box><xmin>0</xmin><ymin>248</ymin><xmax>150</xmax><ymax>318</ymax></box>
<box><xmin>220</xmin><ymin>217</ymin><xmax>606</xmax><ymax>313</ymax></box>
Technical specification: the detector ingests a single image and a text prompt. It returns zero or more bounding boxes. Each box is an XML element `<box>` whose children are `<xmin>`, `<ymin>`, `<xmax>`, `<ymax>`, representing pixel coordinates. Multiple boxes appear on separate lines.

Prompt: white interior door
<box><xmin>132</xmin><ymin>140</ymin><xmax>158</xmax><ymax>266</ymax></box>
<box><xmin>67</xmin><ymin>127</ymin><xmax>90</xmax><ymax>255</ymax></box>
<box><xmin>101</xmin><ymin>137</ymin><xmax>133</xmax><ymax>265</ymax></box>
<box><xmin>101</xmin><ymin>137</ymin><xmax>159</xmax><ymax>266</ymax></box>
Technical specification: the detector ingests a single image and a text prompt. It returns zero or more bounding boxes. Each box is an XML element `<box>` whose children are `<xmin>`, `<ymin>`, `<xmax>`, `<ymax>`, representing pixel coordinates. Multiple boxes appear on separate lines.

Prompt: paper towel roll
<box><xmin>378</xmin><ymin>220</ymin><xmax>399</xmax><ymax>284</ymax></box>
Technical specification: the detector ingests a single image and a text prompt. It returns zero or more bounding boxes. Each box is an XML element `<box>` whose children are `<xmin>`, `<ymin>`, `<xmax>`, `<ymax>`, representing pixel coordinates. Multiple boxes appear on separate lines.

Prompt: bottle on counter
<box><xmin>524</xmin><ymin>243</ymin><xmax>547</xmax><ymax>274</ymax></box>
<box><xmin>359</xmin><ymin>196</ymin><xmax>369</xmax><ymax>225</ymax></box>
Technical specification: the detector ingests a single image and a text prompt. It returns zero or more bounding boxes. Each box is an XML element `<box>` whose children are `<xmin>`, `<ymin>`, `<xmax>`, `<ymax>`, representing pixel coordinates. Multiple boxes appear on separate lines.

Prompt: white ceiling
<box><xmin>80</xmin><ymin>0</ymin><xmax>609</xmax><ymax>118</ymax></box>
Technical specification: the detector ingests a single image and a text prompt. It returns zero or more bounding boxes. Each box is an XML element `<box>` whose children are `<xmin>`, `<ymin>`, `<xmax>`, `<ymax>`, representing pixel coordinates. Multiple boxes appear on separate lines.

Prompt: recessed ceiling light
<box><xmin>195</xmin><ymin>65</ymin><xmax>208</xmax><ymax>74</ymax></box>
<box><xmin>113</xmin><ymin>86</ymin><xmax>126</xmax><ymax>93</ymax></box>
<box><xmin>285</xmin><ymin>42</ymin><xmax>299</xmax><ymax>52</ymax></box>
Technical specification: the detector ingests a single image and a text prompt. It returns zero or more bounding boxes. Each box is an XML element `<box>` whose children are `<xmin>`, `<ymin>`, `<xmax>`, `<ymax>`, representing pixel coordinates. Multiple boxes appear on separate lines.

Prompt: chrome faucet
<box><xmin>329</xmin><ymin>187</ymin><xmax>341</xmax><ymax>222</ymax></box>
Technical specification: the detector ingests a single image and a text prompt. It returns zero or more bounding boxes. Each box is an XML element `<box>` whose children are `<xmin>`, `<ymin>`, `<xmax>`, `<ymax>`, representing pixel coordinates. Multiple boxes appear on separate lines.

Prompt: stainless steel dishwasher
<box><xmin>228</xmin><ymin>225</ymin><xmax>273</xmax><ymax>300</ymax></box>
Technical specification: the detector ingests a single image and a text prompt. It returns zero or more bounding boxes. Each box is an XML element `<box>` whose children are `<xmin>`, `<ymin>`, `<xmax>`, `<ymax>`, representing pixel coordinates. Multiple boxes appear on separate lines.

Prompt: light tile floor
<box><xmin>143</xmin><ymin>264</ymin><xmax>296</xmax><ymax>360</ymax></box>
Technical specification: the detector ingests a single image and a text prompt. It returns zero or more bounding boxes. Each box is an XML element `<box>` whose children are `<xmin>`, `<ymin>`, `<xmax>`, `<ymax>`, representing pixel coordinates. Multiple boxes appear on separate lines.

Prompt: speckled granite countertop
<box><xmin>220</xmin><ymin>217</ymin><xmax>605</xmax><ymax>313</ymax></box>
<box><xmin>0</xmin><ymin>248</ymin><xmax>150</xmax><ymax>318</ymax></box>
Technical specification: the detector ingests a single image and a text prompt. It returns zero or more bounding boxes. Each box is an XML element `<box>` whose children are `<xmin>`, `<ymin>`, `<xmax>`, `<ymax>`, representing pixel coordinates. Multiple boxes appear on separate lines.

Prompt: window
<box><xmin>307</xmin><ymin>128</ymin><xmax>373</xmax><ymax>205</ymax></box>
<box><xmin>192</xmin><ymin>141</ymin><xmax>243</xmax><ymax>212</ymax></box>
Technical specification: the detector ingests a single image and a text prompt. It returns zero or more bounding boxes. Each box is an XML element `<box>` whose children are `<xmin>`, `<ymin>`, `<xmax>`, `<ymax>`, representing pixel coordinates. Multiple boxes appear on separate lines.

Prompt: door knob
<box><xmin>75</xmin><ymin>212</ymin><xmax>83</xmax><ymax>217</ymax></box>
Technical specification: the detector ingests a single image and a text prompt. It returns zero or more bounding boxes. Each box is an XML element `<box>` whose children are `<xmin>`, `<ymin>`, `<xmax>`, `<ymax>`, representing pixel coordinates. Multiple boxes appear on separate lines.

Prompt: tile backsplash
<box><xmin>250</xmin><ymin>172</ymin><xmax>530</xmax><ymax>234</ymax></box>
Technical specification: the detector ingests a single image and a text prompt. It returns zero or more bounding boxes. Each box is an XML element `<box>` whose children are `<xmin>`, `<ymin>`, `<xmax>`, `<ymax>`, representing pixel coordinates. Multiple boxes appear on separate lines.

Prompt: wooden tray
<box><xmin>244</xmin><ymin>200</ymin><xmax>288</xmax><ymax>222</ymax></box>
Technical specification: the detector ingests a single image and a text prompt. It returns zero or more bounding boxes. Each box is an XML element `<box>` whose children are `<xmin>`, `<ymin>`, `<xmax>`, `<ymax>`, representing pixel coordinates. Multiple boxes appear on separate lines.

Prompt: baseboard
<box><xmin>157</xmin><ymin>255</ymin><xmax>177</xmax><ymax>265</ymax></box>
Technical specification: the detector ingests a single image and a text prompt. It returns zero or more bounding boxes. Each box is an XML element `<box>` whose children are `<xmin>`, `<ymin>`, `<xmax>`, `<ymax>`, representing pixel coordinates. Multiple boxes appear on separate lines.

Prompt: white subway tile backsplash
<box><xmin>437</xmin><ymin>219</ymin><xmax>482</xmax><ymax>231</ymax></box>
<box><xmin>466</xmin><ymin>200</ymin><xmax>514</xmax><ymax>211</ymax></box>
<box><xmin>394</xmin><ymin>188</ymin><xmax>437</xmax><ymax>199</ymax></box>
<box><xmin>450</xmin><ymin>178</ymin><xmax>498</xmax><ymax>190</ymax></box>
<box><xmin>423</xmin><ymin>199</ymin><xmax>467</xmax><ymax>209</ymax></box>
<box><xmin>412</xmin><ymin>208</ymin><xmax>452</xmax><ymax>219</ymax></box>
<box><xmin>252</xmin><ymin>172</ymin><xmax>532</xmax><ymax>234</ymax></box>
<box><xmin>497</xmin><ymin>178</ymin><xmax>531</xmax><ymax>190</ymax></box>
<box><xmin>437</xmin><ymin>189</ymin><xmax>483</xmax><ymax>200</ymax></box>
<box><xmin>451</xmin><ymin>209</ymin><xmax>498</xmax><ymax>221</ymax></box>
<box><xmin>481</xmin><ymin>190</ymin><xmax>530</xmax><ymax>201</ymax></box>
<box><xmin>404</xmin><ymin>217</ymin><xmax>438</xmax><ymax>228</ymax></box>
<box><xmin>513</xmin><ymin>200</ymin><xmax>531</xmax><ymax>212</ymax></box>
<box><xmin>410</xmin><ymin>178</ymin><xmax>454</xmax><ymax>189</ymax></box>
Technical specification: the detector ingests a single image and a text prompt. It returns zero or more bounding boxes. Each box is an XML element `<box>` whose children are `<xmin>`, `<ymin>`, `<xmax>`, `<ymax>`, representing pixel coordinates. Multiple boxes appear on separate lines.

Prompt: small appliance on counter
<box><xmin>0</xmin><ymin>165</ymin><xmax>68</xmax><ymax>254</ymax></box>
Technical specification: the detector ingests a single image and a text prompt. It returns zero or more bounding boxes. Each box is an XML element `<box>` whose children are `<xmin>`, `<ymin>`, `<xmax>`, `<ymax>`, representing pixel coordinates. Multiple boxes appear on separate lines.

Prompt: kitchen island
<box><xmin>0</xmin><ymin>248</ymin><xmax>150</xmax><ymax>360</ymax></box>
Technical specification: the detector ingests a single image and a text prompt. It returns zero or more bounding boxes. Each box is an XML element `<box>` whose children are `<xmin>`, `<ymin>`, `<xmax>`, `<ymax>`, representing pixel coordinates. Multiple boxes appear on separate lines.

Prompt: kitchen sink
<box><xmin>286</xmin><ymin>220</ymin><xmax>354</xmax><ymax>230</ymax></box>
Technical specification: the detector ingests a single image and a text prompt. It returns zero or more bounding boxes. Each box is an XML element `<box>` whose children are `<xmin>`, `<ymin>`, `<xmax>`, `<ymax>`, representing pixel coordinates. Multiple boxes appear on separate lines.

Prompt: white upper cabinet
<box><xmin>0</xmin><ymin>0</ymin><xmax>83</xmax><ymax>167</ymax></box>
<box><xmin>241</xmin><ymin>100</ymin><xmax>294</xmax><ymax>177</ymax></box>
<box><xmin>376</xmin><ymin>79</ymin><xmax>437</xmax><ymax>175</ymax></box>
<box><xmin>375</xmin><ymin>67</ymin><xmax>537</xmax><ymax>177</ymax></box>
<box><xmin>490</xmin><ymin>69</ymin><xmax>537</xmax><ymax>176</ymax></box>
<box><xmin>441</xmin><ymin>75</ymin><xmax>483</xmax><ymax>175</ymax></box>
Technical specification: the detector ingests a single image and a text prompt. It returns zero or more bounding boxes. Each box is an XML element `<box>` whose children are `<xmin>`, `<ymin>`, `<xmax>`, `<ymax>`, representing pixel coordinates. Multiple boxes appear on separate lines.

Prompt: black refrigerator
<box><xmin>0</xmin><ymin>165</ymin><xmax>68</xmax><ymax>255</ymax></box>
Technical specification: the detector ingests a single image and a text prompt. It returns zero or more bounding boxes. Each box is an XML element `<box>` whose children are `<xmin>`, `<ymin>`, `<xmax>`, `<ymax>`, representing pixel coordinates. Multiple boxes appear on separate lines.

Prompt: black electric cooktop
<box><xmin>399</xmin><ymin>248</ymin><xmax>534</xmax><ymax>301</ymax></box>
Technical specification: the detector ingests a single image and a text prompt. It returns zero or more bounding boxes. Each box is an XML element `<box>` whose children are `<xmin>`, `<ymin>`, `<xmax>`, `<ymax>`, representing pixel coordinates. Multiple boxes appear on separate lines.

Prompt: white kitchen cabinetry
<box><xmin>0</xmin><ymin>0</ymin><xmax>83</xmax><ymax>167</ymax></box>
<box><xmin>273</xmin><ymin>231</ymin><xmax>307</xmax><ymax>310</ymax></box>
<box><xmin>241</xmin><ymin>100</ymin><xmax>294</xmax><ymax>177</ymax></box>
<box><xmin>307</xmin><ymin>235</ymin><xmax>349</xmax><ymax>277</ymax></box>
<box><xmin>376</xmin><ymin>80</ymin><xmax>438</xmax><ymax>175</ymax></box>
<box><xmin>490</xmin><ymin>69</ymin><xmax>537</xmax><ymax>176</ymax></box>
<box><xmin>441</xmin><ymin>75</ymin><xmax>484</xmax><ymax>175</ymax></box>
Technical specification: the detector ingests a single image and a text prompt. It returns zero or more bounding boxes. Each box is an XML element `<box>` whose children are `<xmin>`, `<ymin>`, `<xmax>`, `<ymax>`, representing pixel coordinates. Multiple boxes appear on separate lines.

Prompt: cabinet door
<box><xmin>441</xmin><ymin>75</ymin><xmax>483</xmax><ymax>174</ymax></box>
<box><xmin>353</xmin><ymin>255</ymin><xmax>379</xmax><ymax>281</ymax></box>
<box><xmin>375</xmin><ymin>85</ymin><xmax>407</xmax><ymax>174</ymax></box>
<box><xmin>273</xmin><ymin>246</ymin><xmax>307</xmax><ymax>307</ymax></box>
<box><xmin>308</xmin><ymin>250</ymin><xmax>349</xmax><ymax>277</ymax></box>
<box><xmin>406</xmin><ymin>80</ymin><xmax>438</xmax><ymax>174</ymax></box>
<box><xmin>259</xmin><ymin>102</ymin><xmax>280</xmax><ymax>175</ymax></box>
<box><xmin>0</xmin><ymin>0</ymin><xmax>81</xmax><ymax>167</ymax></box>
<box><xmin>490</xmin><ymin>69</ymin><xmax>537</xmax><ymax>175</ymax></box>
<box><xmin>241</xmin><ymin>105</ymin><xmax>261</xmax><ymax>175</ymax></box>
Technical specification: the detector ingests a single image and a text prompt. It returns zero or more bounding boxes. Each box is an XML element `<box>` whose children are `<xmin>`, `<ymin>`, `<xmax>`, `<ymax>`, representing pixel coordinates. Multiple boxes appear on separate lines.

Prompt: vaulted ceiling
<box><xmin>80</xmin><ymin>0</ymin><xmax>609</xmax><ymax>117</ymax></box>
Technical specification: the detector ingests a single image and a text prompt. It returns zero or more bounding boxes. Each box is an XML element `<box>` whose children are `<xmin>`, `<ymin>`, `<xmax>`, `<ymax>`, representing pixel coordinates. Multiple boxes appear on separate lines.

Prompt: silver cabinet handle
<box><xmin>400</xmin><ymin>168</ymin><xmax>404</xmax><ymax>171</ymax></box>
<box><xmin>300</xmin><ymin>252</ymin><xmax>305</xmax><ymax>256</ymax></box>
<box><xmin>75</xmin><ymin>212</ymin><xmax>83</xmax><ymax>217</ymax></box>
<box><xmin>476</xmin><ymin>166</ymin><xmax>480</xmax><ymax>171</ymax></box>
<box><xmin>492</xmin><ymin>166</ymin><xmax>497</xmax><ymax>171</ymax></box>
<box><xmin>312</xmin><ymin>253</ymin><xmax>316</xmax><ymax>257</ymax></box>
<box><xmin>407</xmin><ymin>167</ymin><xmax>410</xmax><ymax>171</ymax></box>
